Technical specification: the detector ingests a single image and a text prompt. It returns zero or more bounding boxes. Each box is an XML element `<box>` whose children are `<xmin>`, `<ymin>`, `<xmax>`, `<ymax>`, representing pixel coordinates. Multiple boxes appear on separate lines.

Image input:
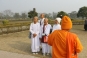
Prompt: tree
<box><xmin>45</xmin><ymin>13</ymin><xmax>49</xmax><ymax>18</ymax></box>
<box><xmin>57</xmin><ymin>11</ymin><xmax>69</xmax><ymax>17</ymax></box>
<box><xmin>69</xmin><ymin>11</ymin><xmax>77</xmax><ymax>19</ymax></box>
<box><xmin>21</xmin><ymin>13</ymin><xmax>27</xmax><ymax>19</ymax></box>
<box><xmin>53</xmin><ymin>12</ymin><xmax>57</xmax><ymax>19</ymax></box>
<box><xmin>13</xmin><ymin>13</ymin><xmax>20</xmax><ymax>19</ymax></box>
<box><xmin>77</xmin><ymin>6</ymin><xmax>87</xmax><ymax>18</ymax></box>
<box><xmin>0</xmin><ymin>13</ymin><xmax>4</xmax><ymax>19</ymax></box>
<box><xmin>43</xmin><ymin>13</ymin><xmax>53</xmax><ymax>19</ymax></box>
<box><xmin>28</xmin><ymin>8</ymin><xmax>38</xmax><ymax>18</ymax></box>
<box><xmin>3</xmin><ymin>10</ymin><xmax>14</xmax><ymax>19</ymax></box>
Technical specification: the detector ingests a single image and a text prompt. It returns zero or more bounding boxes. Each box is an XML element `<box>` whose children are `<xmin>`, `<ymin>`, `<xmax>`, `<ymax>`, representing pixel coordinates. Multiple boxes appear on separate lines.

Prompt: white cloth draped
<box><xmin>30</xmin><ymin>22</ymin><xmax>40</xmax><ymax>52</ymax></box>
<box><xmin>52</xmin><ymin>24</ymin><xmax>61</xmax><ymax>32</ymax></box>
<box><xmin>40</xmin><ymin>24</ymin><xmax>52</xmax><ymax>54</ymax></box>
<box><xmin>38</xmin><ymin>18</ymin><xmax>45</xmax><ymax>26</ymax></box>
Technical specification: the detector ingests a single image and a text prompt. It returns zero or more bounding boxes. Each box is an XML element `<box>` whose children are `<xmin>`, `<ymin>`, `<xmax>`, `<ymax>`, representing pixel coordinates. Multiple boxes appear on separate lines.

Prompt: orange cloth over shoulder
<box><xmin>48</xmin><ymin>16</ymin><xmax>83</xmax><ymax>58</ymax></box>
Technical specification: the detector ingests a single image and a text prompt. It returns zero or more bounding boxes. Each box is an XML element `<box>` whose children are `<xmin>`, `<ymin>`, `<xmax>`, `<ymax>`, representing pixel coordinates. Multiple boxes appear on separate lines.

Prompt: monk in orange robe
<box><xmin>48</xmin><ymin>16</ymin><xmax>83</xmax><ymax>58</ymax></box>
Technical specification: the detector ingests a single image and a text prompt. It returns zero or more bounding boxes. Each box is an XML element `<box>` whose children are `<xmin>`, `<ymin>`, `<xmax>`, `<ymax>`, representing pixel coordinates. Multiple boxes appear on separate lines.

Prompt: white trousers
<box><xmin>42</xmin><ymin>43</ymin><xmax>50</xmax><ymax>54</ymax></box>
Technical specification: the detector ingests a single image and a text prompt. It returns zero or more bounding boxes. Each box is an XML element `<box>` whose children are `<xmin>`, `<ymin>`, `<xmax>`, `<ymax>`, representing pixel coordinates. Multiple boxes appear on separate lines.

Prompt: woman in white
<box><xmin>52</xmin><ymin>18</ymin><xmax>61</xmax><ymax>32</ymax></box>
<box><xmin>50</xmin><ymin>17</ymin><xmax>61</xmax><ymax>55</ymax></box>
<box><xmin>40</xmin><ymin>18</ymin><xmax>52</xmax><ymax>56</ymax></box>
<box><xmin>30</xmin><ymin>16</ymin><xmax>40</xmax><ymax>54</ymax></box>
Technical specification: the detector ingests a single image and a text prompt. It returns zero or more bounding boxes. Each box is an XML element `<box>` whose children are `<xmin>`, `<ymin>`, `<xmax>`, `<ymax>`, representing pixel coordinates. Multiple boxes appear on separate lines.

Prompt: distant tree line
<box><xmin>0</xmin><ymin>10</ymin><xmax>27</xmax><ymax>20</ymax></box>
<box><xmin>28</xmin><ymin>6</ymin><xmax>87</xmax><ymax>19</ymax></box>
<box><xmin>0</xmin><ymin>6</ymin><xmax>87</xmax><ymax>20</ymax></box>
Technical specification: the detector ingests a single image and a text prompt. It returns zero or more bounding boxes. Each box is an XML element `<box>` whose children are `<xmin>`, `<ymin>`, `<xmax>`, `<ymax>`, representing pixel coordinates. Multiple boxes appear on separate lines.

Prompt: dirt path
<box><xmin>0</xmin><ymin>25</ymin><xmax>87</xmax><ymax>58</ymax></box>
<box><xmin>0</xmin><ymin>31</ymin><xmax>50</xmax><ymax>58</ymax></box>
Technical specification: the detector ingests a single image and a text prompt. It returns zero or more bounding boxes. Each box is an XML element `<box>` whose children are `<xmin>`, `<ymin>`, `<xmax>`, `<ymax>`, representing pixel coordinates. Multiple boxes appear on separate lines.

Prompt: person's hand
<box><xmin>33</xmin><ymin>33</ymin><xmax>37</xmax><ymax>37</ymax></box>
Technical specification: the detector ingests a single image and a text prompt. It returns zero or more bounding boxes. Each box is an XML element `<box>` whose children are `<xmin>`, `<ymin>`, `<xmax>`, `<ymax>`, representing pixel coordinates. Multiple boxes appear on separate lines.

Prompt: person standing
<box><xmin>30</xmin><ymin>16</ymin><xmax>40</xmax><ymax>54</ymax></box>
<box><xmin>50</xmin><ymin>18</ymin><xmax>61</xmax><ymax>55</ymax></box>
<box><xmin>84</xmin><ymin>18</ymin><xmax>87</xmax><ymax>31</ymax></box>
<box><xmin>48</xmin><ymin>16</ymin><xmax>83</xmax><ymax>58</ymax></box>
<box><xmin>52</xmin><ymin>18</ymin><xmax>61</xmax><ymax>32</ymax></box>
<box><xmin>40</xmin><ymin>18</ymin><xmax>52</xmax><ymax>56</ymax></box>
<box><xmin>39</xmin><ymin>13</ymin><xmax>45</xmax><ymax>26</ymax></box>
<box><xmin>38</xmin><ymin>13</ymin><xmax>45</xmax><ymax>50</ymax></box>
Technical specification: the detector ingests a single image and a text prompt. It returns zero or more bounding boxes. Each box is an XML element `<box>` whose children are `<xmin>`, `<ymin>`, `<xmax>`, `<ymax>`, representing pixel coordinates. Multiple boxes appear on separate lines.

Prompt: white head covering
<box><xmin>55</xmin><ymin>18</ymin><xmax>61</xmax><ymax>24</ymax></box>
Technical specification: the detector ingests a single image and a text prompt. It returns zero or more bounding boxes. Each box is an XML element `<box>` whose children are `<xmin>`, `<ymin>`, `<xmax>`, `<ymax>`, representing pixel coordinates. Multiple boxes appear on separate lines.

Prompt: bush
<box><xmin>2</xmin><ymin>20</ymin><xmax>9</xmax><ymax>25</ymax></box>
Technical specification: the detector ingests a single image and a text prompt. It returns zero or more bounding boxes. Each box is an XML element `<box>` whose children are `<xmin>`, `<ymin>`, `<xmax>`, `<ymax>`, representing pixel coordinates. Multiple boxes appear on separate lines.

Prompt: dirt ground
<box><xmin>0</xmin><ymin>25</ymin><xmax>87</xmax><ymax>58</ymax></box>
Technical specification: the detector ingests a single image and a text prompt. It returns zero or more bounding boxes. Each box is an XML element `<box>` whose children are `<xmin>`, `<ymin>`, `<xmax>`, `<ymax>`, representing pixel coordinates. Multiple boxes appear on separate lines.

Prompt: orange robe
<box><xmin>48</xmin><ymin>30</ymin><xmax>83</xmax><ymax>58</ymax></box>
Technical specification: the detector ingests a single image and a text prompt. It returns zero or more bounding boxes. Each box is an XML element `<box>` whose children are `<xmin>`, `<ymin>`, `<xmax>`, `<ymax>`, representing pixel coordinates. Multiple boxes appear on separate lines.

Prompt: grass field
<box><xmin>0</xmin><ymin>25</ymin><xmax>87</xmax><ymax>58</ymax></box>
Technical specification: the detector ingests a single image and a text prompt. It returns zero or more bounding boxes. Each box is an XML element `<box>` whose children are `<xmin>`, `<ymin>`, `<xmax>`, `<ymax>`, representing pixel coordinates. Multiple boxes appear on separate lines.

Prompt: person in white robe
<box><xmin>38</xmin><ymin>13</ymin><xmax>45</xmax><ymax>26</ymax></box>
<box><xmin>30</xmin><ymin>16</ymin><xmax>40</xmax><ymax>55</ymax></box>
<box><xmin>50</xmin><ymin>17</ymin><xmax>61</xmax><ymax>55</ymax></box>
<box><xmin>40</xmin><ymin>18</ymin><xmax>52</xmax><ymax>56</ymax></box>
<box><xmin>38</xmin><ymin>13</ymin><xmax>45</xmax><ymax>50</ymax></box>
<box><xmin>52</xmin><ymin>18</ymin><xmax>61</xmax><ymax>32</ymax></box>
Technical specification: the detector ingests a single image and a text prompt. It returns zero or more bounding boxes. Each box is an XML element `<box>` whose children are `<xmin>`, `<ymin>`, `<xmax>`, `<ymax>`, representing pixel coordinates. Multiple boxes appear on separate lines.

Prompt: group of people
<box><xmin>29</xmin><ymin>13</ymin><xmax>83</xmax><ymax>58</ymax></box>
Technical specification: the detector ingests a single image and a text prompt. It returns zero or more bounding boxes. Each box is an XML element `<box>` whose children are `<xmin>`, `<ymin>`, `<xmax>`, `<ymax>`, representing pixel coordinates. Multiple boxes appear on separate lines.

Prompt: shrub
<box><xmin>2</xmin><ymin>20</ymin><xmax>9</xmax><ymax>25</ymax></box>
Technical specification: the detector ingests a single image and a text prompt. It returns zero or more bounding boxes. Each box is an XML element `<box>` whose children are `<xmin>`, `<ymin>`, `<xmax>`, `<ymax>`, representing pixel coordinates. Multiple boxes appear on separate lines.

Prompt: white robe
<box><xmin>30</xmin><ymin>22</ymin><xmax>40</xmax><ymax>52</ymax></box>
<box><xmin>38</xmin><ymin>18</ymin><xmax>45</xmax><ymax>47</ymax></box>
<box><xmin>40</xmin><ymin>24</ymin><xmax>52</xmax><ymax>54</ymax></box>
<box><xmin>38</xmin><ymin>18</ymin><xmax>45</xmax><ymax>26</ymax></box>
<box><xmin>52</xmin><ymin>24</ymin><xmax>61</xmax><ymax>32</ymax></box>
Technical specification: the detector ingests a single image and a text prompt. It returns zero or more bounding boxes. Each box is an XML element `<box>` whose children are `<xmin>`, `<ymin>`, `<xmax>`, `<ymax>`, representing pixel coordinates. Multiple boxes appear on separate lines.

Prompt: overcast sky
<box><xmin>0</xmin><ymin>0</ymin><xmax>87</xmax><ymax>13</ymax></box>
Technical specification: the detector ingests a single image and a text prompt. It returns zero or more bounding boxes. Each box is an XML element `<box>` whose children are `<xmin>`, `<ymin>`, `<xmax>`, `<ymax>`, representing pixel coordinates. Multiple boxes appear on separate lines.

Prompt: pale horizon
<box><xmin>0</xmin><ymin>0</ymin><xmax>87</xmax><ymax>13</ymax></box>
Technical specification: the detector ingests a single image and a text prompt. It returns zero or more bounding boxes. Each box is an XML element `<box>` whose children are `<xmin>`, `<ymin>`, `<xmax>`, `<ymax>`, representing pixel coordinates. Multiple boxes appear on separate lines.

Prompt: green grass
<box><xmin>0</xmin><ymin>19</ymin><xmax>85</xmax><ymax>28</ymax></box>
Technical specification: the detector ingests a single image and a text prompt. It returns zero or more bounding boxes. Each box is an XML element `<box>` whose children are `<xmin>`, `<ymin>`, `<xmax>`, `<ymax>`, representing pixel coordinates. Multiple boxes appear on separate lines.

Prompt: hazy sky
<box><xmin>0</xmin><ymin>0</ymin><xmax>87</xmax><ymax>13</ymax></box>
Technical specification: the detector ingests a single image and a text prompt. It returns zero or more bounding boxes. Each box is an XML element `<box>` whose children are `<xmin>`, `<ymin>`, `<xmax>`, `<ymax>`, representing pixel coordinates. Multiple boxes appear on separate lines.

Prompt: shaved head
<box><xmin>40</xmin><ymin>13</ymin><xmax>45</xmax><ymax>18</ymax></box>
<box><xmin>33</xmin><ymin>16</ymin><xmax>38</xmax><ymax>20</ymax></box>
<box><xmin>44</xmin><ymin>18</ymin><xmax>48</xmax><ymax>25</ymax></box>
<box><xmin>33</xmin><ymin>16</ymin><xmax>38</xmax><ymax>23</ymax></box>
<box><xmin>44</xmin><ymin>18</ymin><xmax>48</xmax><ymax>21</ymax></box>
